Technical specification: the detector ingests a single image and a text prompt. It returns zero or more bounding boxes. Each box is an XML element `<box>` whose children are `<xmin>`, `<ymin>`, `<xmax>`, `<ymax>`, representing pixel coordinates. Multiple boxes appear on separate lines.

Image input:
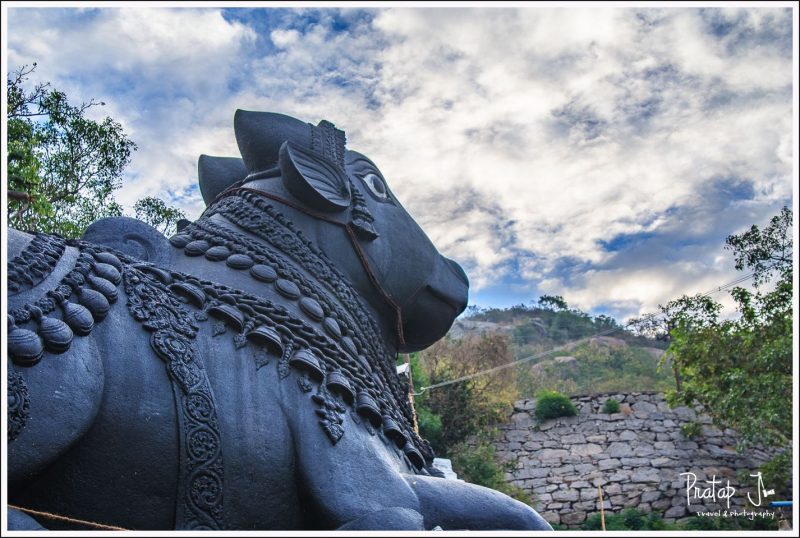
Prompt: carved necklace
<box><xmin>169</xmin><ymin>193</ymin><xmax>432</xmax><ymax>464</ymax></box>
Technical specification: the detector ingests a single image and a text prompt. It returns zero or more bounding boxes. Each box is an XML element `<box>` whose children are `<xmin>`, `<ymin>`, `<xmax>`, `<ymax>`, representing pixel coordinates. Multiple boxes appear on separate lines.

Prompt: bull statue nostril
<box><xmin>424</xmin><ymin>256</ymin><xmax>469</xmax><ymax>315</ymax></box>
<box><xmin>445</xmin><ymin>257</ymin><xmax>470</xmax><ymax>287</ymax></box>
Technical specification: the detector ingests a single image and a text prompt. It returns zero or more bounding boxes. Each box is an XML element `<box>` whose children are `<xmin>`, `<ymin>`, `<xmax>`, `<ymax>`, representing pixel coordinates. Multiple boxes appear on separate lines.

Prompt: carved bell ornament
<box><xmin>326</xmin><ymin>370</ymin><xmax>356</xmax><ymax>404</ymax></box>
<box><xmin>245</xmin><ymin>325</ymin><xmax>283</xmax><ymax>357</ymax></box>
<box><xmin>355</xmin><ymin>391</ymin><xmax>382</xmax><ymax>425</ymax></box>
<box><xmin>381</xmin><ymin>415</ymin><xmax>407</xmax><ymax>446</ymax></box>
<box><xmin>403</xmin><ymin>442</ymin><xmax>425</xmax><ymax>469</ymax></box>
<box><xmin>60</xmin><ymin>299</ymin><xmax>94</xmax><ymax>336</ymax></box>
<box><xmin>169</xmin><ymin>282</ymin><xmax>207</xmax><ymax>308</ymax></box>
<box><xmin>8</xmin><ymin>315</ymin><xmax>45</xmax><ymax>366</ymax></box>
<box><xmin>289</xmin><ymin>348</ymin><xmax>325</xmax><ymax>381</ymax></box>
<box><xmin>207</xmin><ymin>303</ymin><xmax>245</xmax><ymax>332</ymax></box>
<box><xmin>79</xmin><ymin>287</ymin><xmax>111</xmax><ymax>320</ymax></box>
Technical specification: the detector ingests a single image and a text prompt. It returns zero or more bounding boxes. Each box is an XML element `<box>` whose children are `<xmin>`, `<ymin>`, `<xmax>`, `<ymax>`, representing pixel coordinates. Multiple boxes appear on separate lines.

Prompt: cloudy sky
<box><xmin>4</xmin><ymin>5</ymin><xmax>796</xmax><ymax>322</ymax></box>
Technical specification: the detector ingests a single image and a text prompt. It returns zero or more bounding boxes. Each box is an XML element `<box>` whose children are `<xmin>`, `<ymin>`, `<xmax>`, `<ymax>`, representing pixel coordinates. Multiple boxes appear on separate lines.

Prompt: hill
<box><xmin>448</xmin><ymin>303</ymin><xmax>672</xmax><ymax>398</ymax></box>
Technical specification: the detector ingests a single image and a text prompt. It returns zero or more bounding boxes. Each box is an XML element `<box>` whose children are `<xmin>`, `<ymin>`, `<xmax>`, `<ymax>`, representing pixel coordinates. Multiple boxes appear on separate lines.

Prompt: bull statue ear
<box><xmin>279</xmin><ymin>141</ymin><xmax>351</xmax><ymax>212</ymax></box>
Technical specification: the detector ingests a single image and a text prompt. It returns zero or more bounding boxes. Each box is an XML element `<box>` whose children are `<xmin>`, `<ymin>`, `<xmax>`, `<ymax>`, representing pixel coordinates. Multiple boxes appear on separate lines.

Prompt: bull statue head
<box><xmin>198</xmin><ymin>110</ymin><xmax>469</xmax><ymax>353</ymax></box>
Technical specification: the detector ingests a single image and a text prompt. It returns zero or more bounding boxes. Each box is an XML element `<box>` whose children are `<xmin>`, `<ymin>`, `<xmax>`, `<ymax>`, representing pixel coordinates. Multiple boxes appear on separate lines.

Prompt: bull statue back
<box><xmin>7</xmin><ymin>110</ymin><xmax>552</xmax><ymax>531</ymax></box>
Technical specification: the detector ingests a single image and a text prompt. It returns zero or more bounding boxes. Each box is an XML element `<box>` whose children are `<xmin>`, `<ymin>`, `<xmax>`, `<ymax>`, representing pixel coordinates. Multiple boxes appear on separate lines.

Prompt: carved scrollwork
<box><xmin>7</xmin><ymin>368</ymin><xmax>30</xmax><ymax>441</ymax></box>
<box><xmin>122</xmin><ymin>265</ymin><xmax>225</xmax><ymax>530</ymax></box>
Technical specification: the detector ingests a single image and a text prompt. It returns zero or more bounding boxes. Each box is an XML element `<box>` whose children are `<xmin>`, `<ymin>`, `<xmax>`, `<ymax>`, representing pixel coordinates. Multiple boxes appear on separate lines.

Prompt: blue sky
<box><xmin>4</xmin><ymin>5</ymin><xmax>796</xmax><ymax>322</ymax></box>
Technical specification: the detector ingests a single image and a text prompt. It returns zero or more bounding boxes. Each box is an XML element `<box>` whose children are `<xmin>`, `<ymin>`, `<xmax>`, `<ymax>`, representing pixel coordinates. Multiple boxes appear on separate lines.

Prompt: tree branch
<box><xmin>8</xmin><ymin>190</ymin><xmax>32</xmax><ymax>202</ymax></box>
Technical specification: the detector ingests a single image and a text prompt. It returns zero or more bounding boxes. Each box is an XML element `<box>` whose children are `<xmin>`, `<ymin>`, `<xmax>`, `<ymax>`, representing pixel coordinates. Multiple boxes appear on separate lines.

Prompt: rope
<box><xmin>414</xmin><ymin>269</ymin><xmax>761</xmax><ymax>395</ymax></box>
<box><xmin>8</xmin><ymin>503</ymin><xmax>128</xmax><ymax>531</ymax></box>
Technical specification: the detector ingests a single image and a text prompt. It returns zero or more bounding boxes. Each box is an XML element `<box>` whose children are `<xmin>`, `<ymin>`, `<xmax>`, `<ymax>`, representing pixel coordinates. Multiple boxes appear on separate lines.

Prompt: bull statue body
<box><xmin>7</xmin><ymin>111</ymin><xmax>552</xmax><ymax>531</ymax></box>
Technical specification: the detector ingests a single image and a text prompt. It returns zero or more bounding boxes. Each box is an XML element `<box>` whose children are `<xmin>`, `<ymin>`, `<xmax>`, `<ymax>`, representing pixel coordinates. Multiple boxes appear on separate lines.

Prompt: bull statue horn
<box><xmin>235</xmin><ymin>109</ymin><xmax>351</xmax><ymax>212</ymax></box>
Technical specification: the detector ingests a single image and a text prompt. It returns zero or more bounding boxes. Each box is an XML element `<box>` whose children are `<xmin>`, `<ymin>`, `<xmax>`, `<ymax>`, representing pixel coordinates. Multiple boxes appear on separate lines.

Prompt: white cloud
<box><xmin>270</xmin><ymin>28</ymin><xmax>300</xmax><ymax>48</ymax></box>
<box><xmin>5</xmin><ymin>6</ymin><xmax>794</xmax><ymax>321</ymax></box>
<box><xmin>7</xmin><ymin>7</ymin><xmax>255</xmax><ymax>212</ymax></box>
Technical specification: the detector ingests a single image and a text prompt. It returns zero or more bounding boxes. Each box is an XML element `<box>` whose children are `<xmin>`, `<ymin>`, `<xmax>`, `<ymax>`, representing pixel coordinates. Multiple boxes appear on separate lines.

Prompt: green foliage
<box><xmin>602</xmin><ymin>398</ymin><xmax>620</xmax><ymax>414</ymax></box>
<box><xmin>134</xmin><ymin>196</ymin><xmax>187</xmax><ymax>236</ymax></box>
<box><xmin>682</xmin><ymin>515</ymin><xmax>717</xmax><ymax>530</ymax></box>
<box><xmin>464</xmin><ymin>299</ymin><xmax>669</xmax><ymax>399</ymax></box>
<box><xmin>580</xmin><ymin>508</ymin><xmax>777</xmax><ymax>531</ymax></box>
<box><xmin>415</xmin><ymin>405</ymin><xmax>443</xmax><ymax>452</ymax></box>
<box><xmin>449</xmin><ymin>434</ymin><xmax>533</xmax><ymax>506</ymax></box>
<box><xmin>758</xmin><ymin>450</ymin><xmax>791</xmax><ymax>497</ymax></box>
<box><xmin>680</xmin><ymin>421</ymin><xmax>702</xmax><ymax>439</ymax></box>
<box><xmin>412</xmin><ymin>333</ymin><xmax>519</xmax><ymax>455</ymax></box>
<box><xmin>665</xmin><ymin>208</ymin><xmax>792</xmax><ymax>478</ymax></box>
<box><xmin>533</xmin><ymin>390</ymin><xmax>577</xmax><ymax>421</ymax></box>
<box><xmin>7</xmin><ymin>63</ymin><xmax>185</xmax><ymax>240</ymax></box>
<box><xmin>7</xmin><ymin>64</ymin><xmax>134</xmax><ymax>237</ymax></box>
<box><xmin>581</xmin><ymin>509</ymin><xmax>674</xmax><ymax>531</ymax></box>
<box><xmin>537</xmin><ymin>294</ymin><xmax>568</xmax><ymax>311</ymax></box>
<box><xmin>515</xmin><ymin>340</ymin><xmax>672</xmax><ymax>398</ymax></box>
<box><xmin>725</xmin><ymin>206</ymin><xmax>792</xmax><ymax>287</ymax></box>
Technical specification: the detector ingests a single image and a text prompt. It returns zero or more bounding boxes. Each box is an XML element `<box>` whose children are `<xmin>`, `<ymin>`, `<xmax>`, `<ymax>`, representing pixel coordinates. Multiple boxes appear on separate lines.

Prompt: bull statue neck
<box><xmin>166</xmin><ymin>187</ymin><xmax>434</xmax><ymax>466</ymax></box>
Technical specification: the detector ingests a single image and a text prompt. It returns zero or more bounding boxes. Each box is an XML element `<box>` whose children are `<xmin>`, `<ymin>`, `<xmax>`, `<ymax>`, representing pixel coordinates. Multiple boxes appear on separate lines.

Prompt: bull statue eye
<box><xmin>361</xmin><ymin>173</ymin><xmax>389</xmax><ymax>200</ymax></box>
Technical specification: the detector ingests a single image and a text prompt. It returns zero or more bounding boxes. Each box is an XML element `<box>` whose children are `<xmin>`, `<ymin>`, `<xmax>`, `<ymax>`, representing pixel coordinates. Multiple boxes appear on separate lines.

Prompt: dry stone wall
<box><xmin>489</xmin><ymin>391</ymin><xmax>779</xmax><ymax>528</ymax></box>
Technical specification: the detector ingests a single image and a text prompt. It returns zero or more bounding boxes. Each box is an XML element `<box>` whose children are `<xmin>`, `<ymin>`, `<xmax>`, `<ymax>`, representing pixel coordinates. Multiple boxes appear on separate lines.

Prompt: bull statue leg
<box><xmin>404</xmin><ymin>474</ymin><xmax>553</xmax><ymax>530</ymax></box>
<box><xmin>284</xmin><ymin>373</ymin><xmax>552</xmax><ymax>530</ymax></box>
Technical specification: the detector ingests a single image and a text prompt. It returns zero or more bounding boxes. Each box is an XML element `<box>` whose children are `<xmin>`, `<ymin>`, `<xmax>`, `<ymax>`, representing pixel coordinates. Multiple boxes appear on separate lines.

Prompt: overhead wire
<box><xmin>413</xmin><ymin>269</ymin><xmax>761</xmax><ymax>395</ymax></box>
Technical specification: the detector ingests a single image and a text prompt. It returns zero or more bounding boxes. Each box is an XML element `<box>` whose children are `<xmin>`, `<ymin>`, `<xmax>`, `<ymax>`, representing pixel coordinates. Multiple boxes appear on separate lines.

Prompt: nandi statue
<box><xmin>7</xmin><ymin>110</ymin><xmax>552</xmax><ymax>531</ymax></box>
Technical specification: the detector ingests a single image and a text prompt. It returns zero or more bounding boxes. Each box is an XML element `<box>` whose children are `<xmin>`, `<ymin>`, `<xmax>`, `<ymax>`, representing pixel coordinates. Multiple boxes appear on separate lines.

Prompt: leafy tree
<box><xmin>593</xmin><ymin>314</ymin><xmax>619</xmax><ymax>332</ymax></box>
<box><xmin>7</xmin><ymin>64</ymin><xmax>135</xmax><ymax>237</ymax></box>
<box><xmin>7</xmin><ymin>64</ymin><xmax>186</xmax><ymax>239</ymax></box>
<box><xmin>725</xmin><ymin>206</ymin><xmax>792</xmax><ymax>286</ymax></box>
<box><xmin>630</xmin><ymin>294</ymin><xmax>722</xmax><ymax>391</ymax></box>
<box><xmin>666</xmin><ymin>207</ymin><xmax>792</xmax><ymax>488</ymax></box>
<box><xmin>413</xmin><ymin>333</ymin><xmax>518</xmax><ymax>455</ymax></box>
<box><xmin>134</xmin><ymin>196</ymin><xmax>187</xmax><ymax>236</ymax></box>
<box><xmin>537</xmin><ymin>294</ymin><xmax>568</xmax><ymax>311</ymax></box>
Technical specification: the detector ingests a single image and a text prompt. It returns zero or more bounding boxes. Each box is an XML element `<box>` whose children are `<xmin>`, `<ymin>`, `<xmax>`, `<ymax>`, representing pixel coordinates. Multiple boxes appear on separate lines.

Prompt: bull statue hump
<box><xmin>6</xmin><ymin>110</ymin><xmax>552</xmax><ymax>531</ymax></box>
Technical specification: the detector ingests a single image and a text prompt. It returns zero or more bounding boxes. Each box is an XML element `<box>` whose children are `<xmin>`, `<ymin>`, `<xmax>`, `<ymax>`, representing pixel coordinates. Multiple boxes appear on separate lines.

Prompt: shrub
<box><xmin>758</xmin><ymin>450</ymin><xmax>792</xmax><ymax>497</ymax></box>
<box><xmin>683</xmin><ymin>516</ymin><xmax>718</xmax><ymax>530</ymax></box>
<box><xmin>622</xmin><ymin>508</ymin><xmax>645</xmax><ymax>530</ymax></box>
<box><xmin>415</xmin><ymin>405</ymin><xmax>443</xmax><ymax>451</ymax></box>
<box><xmin>534</xmin><ymin>390</ymin><xmax>577</xmax><ymax>421</ymax></box>
<box><xmin>602</xmin><ymin>398</ymin><xmax>620</xmax><ymax>414</ymax></box>
<box><xmin>680</xmin><ymin>421</ymin><xmax>702</xmax><ymax>439</ymax></box>
<box><xmin>581</xmin><ymin>509</ymin><xmax>673</xmax><ymax>531</ymax></box>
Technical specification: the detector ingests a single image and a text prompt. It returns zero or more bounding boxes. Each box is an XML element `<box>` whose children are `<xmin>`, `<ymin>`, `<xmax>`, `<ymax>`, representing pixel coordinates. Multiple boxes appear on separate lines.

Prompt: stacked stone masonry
<box><xmin>486</xmin><ymin>392</ymin><xmax>781</xmax><ymax>528</ymax></box>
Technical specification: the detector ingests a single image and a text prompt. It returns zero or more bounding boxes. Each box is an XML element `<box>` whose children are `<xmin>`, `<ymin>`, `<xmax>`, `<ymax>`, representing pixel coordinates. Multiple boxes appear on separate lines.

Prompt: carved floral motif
<box><xmin>7</xmin><ymin>369</ymin><xmax>30</xmax><ymax>441</ymax></box>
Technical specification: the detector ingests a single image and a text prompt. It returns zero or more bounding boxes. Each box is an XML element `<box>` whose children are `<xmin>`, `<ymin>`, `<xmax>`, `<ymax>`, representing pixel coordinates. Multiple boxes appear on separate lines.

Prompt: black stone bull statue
<box><xmin>6</xmin><ymin>111</ymin><xmax>552</xmax><ymax>531</ymax></box>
